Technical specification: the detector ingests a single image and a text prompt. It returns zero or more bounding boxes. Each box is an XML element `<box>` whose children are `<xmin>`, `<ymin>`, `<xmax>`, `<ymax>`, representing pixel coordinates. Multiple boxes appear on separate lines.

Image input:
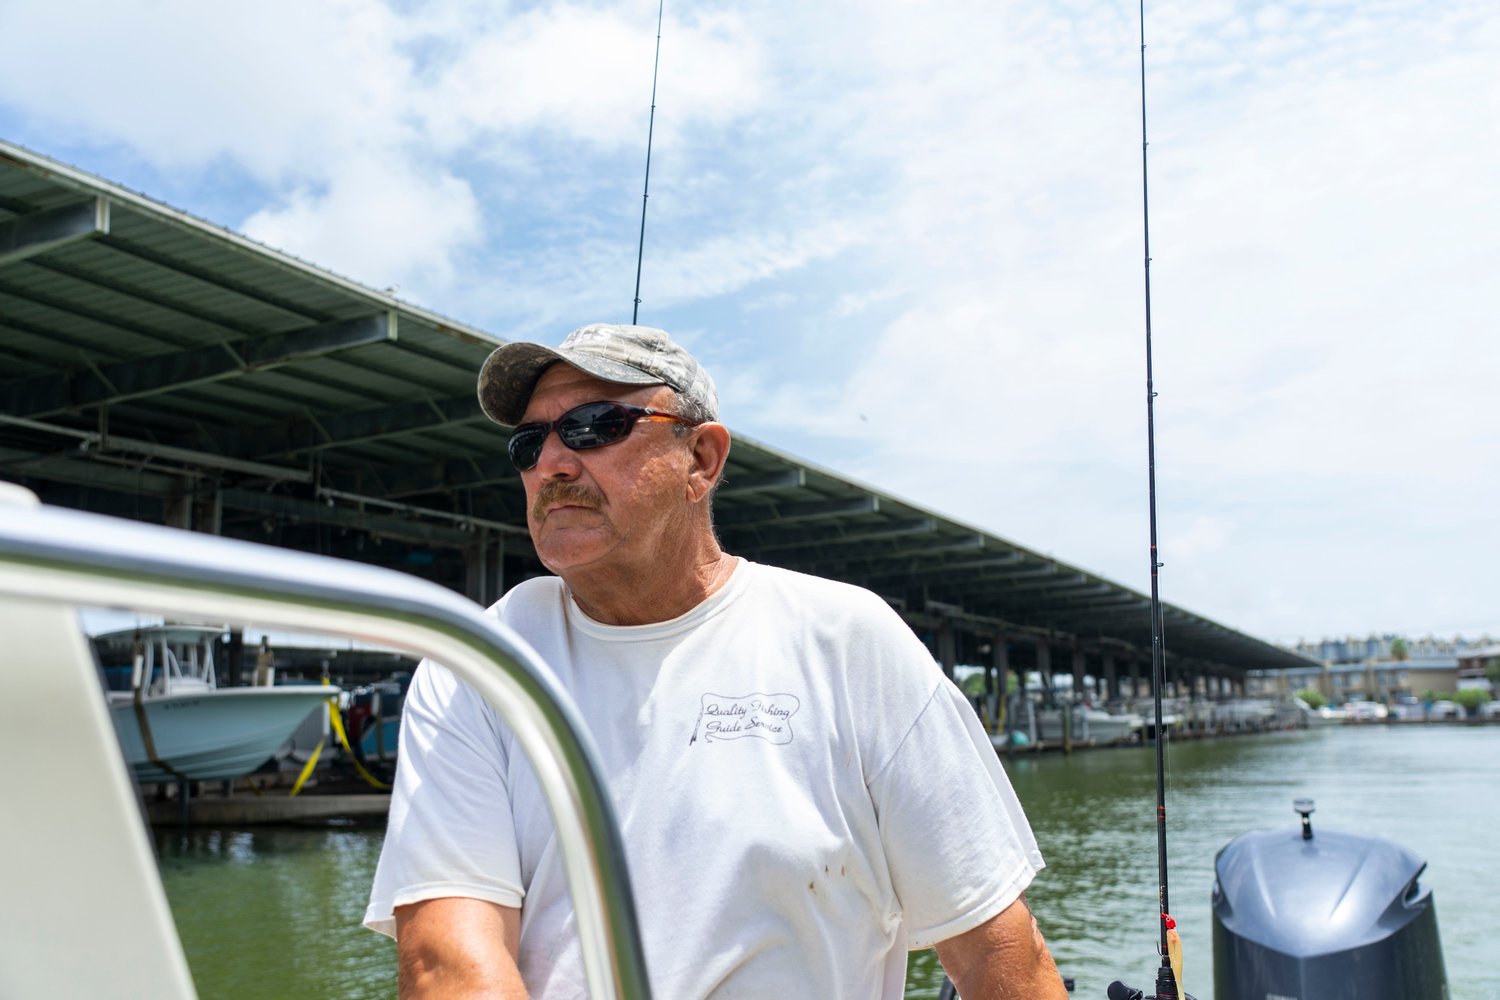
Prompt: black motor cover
<box><xmin>1212</xmin><ymin>823</ymin><xmax>1447</xmax><ymax>1000</ymax></box>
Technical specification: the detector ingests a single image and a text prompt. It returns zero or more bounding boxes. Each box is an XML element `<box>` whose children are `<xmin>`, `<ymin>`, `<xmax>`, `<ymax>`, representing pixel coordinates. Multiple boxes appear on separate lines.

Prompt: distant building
<box><xmin>1267</xmin><ymin>633</ymin><xmax>1498</xmax><ymax>702</ymax></box>
<box><xmin>1456</xmin><ymin>645</ymin><xmax>1500</xmax><ymax>693</ymax></box>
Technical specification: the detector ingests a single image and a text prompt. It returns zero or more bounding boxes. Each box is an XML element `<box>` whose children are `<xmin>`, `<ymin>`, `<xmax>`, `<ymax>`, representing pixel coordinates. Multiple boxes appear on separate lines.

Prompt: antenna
<box><xmin>631</xmin><ymin>0</ymin><xmax>665</xmax><ymax>324</ymax></box>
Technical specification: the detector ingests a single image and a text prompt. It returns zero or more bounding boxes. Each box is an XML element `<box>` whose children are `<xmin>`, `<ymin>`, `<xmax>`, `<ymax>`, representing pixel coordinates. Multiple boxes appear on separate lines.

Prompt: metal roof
<box><xmin>0</xmin><ymin>139</ymin><xmax>1315</xmax><ymax>677</ymax></box>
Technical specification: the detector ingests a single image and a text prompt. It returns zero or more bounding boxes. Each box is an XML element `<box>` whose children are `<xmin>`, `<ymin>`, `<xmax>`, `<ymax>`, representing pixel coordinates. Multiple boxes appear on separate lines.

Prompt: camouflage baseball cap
<box><xmin>477</xmin><ymin>323</ymin><xmax>720</xmax><ymax>427</ymax></box>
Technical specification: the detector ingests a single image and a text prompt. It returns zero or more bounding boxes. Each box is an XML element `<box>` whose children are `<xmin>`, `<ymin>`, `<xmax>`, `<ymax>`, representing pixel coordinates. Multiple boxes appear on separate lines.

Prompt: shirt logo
<box><xmin>690</xmin><ymin>692</ymin><xmax>801</xmax><ymax>746</ymax></box>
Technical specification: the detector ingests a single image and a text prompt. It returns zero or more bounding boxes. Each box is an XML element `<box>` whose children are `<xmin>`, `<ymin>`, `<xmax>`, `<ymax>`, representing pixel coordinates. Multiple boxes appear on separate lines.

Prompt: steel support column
<box><xmin>936</xmin><ymin>617</ymin><xmax>956</xmax><ymax>681</ymax></box>
<box><xmin>993</xmin><ymin>634</ymin><xmax>1012</xmax><ymax>747</ymax></box>
<box><xmin>1037</xmin><ymin>640</ymin><xmax>1053</xmax><ymax>701</ymax></box>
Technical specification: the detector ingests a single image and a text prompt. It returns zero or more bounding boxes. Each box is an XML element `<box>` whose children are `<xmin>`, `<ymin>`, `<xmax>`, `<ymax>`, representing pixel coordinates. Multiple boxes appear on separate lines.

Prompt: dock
<box><xmin>138</xmin><ymin>770</ymin><xmax>391</xmax><ymax>827</ymax></box>
<box><xmin>143</xmin><ymin>792</ymin><xmax>388</xmax><ymax>827</ymax></box>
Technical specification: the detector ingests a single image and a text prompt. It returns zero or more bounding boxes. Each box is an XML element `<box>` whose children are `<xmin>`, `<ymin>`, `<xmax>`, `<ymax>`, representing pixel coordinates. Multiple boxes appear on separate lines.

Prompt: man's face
<box><xmin>518</xmin><ymin>364</ymin><xmax>695</xmax><ymax>579</ymax></box>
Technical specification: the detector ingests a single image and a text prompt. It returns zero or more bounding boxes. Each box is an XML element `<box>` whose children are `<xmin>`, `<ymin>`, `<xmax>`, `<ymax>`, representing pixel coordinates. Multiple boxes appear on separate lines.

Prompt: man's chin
<box><xmin>534</xmin><ymin>532</ymin><xmax>615</xmax><ymax>577</ymax></box>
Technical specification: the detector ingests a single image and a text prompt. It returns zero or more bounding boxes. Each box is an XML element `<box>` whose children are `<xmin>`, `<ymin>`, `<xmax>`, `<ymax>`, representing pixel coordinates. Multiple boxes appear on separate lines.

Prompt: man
<box><xmin>365</xmin><ymin>323</ymin><xmax>1067</xmax><ymax>999</ymax></box>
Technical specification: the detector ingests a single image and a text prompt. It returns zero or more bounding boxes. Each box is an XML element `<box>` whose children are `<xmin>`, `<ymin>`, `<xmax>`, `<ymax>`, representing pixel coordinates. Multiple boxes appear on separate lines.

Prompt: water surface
<box><xmin>158</xmin><ymin>725</ymin><xmax>1500</xmax><ymax>999</ymax></box>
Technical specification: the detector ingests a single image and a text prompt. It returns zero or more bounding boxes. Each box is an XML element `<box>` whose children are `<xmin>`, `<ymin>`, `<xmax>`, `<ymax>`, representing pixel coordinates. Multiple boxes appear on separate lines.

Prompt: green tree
<box><xmin>1485</xmin><ymin>657</ymin><xmax>1500</xmax><ymax>687</ymax></box>
<box><xmin>1390</xmin><ymin>637</ymin><xmax>1409</xmax><ymax>661</ymax></box>
<box><xmin>961</xmin><ymin>671</ymin><xmax>987</xmax><ymax>698</ymax></box>
<box><xmin>1296</xmin><ymin>687</ymin><xmax>1327</xmax><ymax>710</ymax></box>
<box><xmin>1453</xmin><ymin>688</ymin><xmax>1490</xmax><ymax>714</ymax></box>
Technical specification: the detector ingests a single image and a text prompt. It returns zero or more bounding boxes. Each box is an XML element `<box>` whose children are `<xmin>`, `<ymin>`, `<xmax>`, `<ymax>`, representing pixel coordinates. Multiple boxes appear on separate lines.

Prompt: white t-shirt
<box><xmin>366</xmin><ymin>560</ymin><xmax>1044</xmax><ymax>999</ymax></box>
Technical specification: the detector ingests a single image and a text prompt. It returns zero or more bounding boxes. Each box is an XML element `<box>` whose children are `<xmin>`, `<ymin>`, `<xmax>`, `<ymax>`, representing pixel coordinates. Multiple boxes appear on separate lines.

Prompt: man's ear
<box><xmin>685</xmin><ymin>423</ymin><xmax>731</xmax><ymax>503</ymax></box>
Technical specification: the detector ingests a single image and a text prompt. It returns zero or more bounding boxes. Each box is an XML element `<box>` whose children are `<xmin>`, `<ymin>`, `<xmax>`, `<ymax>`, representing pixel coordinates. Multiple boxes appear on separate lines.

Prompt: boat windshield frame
<box><xmin>0</xmin><ymin>502</ymin><xmax>652</xmax><ymax>1000</ymax></box>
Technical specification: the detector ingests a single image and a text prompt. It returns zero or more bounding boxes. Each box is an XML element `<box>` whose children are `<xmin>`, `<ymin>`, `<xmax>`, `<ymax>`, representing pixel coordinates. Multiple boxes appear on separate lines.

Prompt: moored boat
<box><xmin>97</xmin><ymin>625</ymin><xmax>338</xmax><ymax>783</ymax></box>
<box><xmin>1033</xmin><ymin>704</ymin><xmax>1143</xmax><ymax>745</ymax></box>
<box><xmin>346</xmin><ymin>674</ymin><xmax>410</xmax><ymax>765</ymax></box>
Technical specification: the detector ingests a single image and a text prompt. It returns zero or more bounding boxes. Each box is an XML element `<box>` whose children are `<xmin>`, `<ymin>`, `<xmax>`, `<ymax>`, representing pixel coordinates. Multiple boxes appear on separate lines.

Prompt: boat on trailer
<box><xmin>995</xmin><ymin>698</ymin><xmax>1145</xmax><ymax>748</ymax></box>
<box><xmin>97</xmin><ymin>624</ymin><xmax>338</xmax><ymax>783</ymax></box>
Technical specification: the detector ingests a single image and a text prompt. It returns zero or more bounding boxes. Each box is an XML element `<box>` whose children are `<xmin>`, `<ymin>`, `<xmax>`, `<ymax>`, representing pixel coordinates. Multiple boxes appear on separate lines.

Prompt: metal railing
<box><xmin>0</xmin><ymin>500</ymin><xmax>652</xmax><ymax>1000</ymax></box>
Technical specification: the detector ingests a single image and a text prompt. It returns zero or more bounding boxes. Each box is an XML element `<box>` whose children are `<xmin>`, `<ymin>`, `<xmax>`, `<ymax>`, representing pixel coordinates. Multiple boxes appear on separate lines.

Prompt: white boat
<box><xmin>1033</xmin><ymin>704</ymin><xmax>1143</xmax><ymax>744</ymax></box>
<box><xmin>1214</xmin><ymin>698</ymin><xmax>1281</xmax><ymax>730</ymax></box>
<box><xmin>1344</xmin><ymin>699</ymin><xmax>1388</xmax><ymax>721</ymax></box>
<box><xmin>98</xmin><ymin>625</ymin><xmax>338</xmax><ymax>783</ymax></box>
<box><xmin>1297</xmin><ymin>699</ymin><xmax>1346</xmax><ymax>726</ymax></box>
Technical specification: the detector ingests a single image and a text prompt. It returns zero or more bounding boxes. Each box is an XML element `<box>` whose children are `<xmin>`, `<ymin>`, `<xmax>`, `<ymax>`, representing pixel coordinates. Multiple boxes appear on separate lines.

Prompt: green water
<box><xmin>158</xmin><ymin>725</ymin><xmax>1500</xmax><ymax>999</ymax></box>
<box><xmin>156</xmin><ymin>827</ymin><xmax>393</xmax><ymax>999</ymax></box>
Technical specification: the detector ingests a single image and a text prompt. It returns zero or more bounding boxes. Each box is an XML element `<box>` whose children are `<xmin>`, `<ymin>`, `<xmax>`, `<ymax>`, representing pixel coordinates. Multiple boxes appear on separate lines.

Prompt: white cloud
<box><xmin>0</xmin><ymin>0</ymin><xmax>766</xmax><ymax>293</ymax></box>
<box><xmin>418</xmin><ymin>5</ymin><xmax>762</xmax><ymax>151</ymax></box>
<box><xmin>0</xmin><ymin>0</ymin><xmax>415</xmax><ymax>179</ymax></box>
<box><xmin>0</xmin><ymin>0</ymin><xmax>762</xmax><ymax>170</ymax></box>
<box><xmin>831</xmin><ymin>289</ymin><xmax>900</xmax><ymax>319</ymax></box>
<box><xmin>241</xmin><ymin>158</ymin><xmax>482</xmax><ymax>298</ymax></box>
<box><xmin>645</xmin><ymin>222</ymin><xmax>866</xmax><ymax>307</ymax></box>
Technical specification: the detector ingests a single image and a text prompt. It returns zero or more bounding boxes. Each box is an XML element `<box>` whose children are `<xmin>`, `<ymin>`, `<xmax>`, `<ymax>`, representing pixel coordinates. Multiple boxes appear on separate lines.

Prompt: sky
<box><xmin>1</xmin><ymin>0</ymin><xmax>1496</xmax><ymax>645</ymax></box>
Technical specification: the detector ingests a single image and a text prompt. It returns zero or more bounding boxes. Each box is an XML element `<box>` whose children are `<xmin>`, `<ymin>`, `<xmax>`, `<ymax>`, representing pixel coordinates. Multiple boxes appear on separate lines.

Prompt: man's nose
<box><xmin>531</xmin><ymin>429</ymin><xmax>581</xmax><ymax>480</ymax></box>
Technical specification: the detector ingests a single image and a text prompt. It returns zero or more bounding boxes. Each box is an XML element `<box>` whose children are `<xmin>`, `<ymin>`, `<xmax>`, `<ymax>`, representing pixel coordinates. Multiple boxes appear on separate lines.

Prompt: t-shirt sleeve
<box><xmin>363</xmin><ymin>657</ymin><xmax>525</xmax><ymax>938</ymax></box>
<box><xmin>868</xmin><ymin>677</ymin><xmax>1046</xmax><ymax>950</ymax></box>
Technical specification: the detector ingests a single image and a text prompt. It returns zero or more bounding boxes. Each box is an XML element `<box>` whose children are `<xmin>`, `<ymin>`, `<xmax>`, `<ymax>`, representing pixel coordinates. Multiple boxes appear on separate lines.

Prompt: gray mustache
<box><xmin>531</xmin><ymin>481</ymin><xmax>604</xmax><ymax>522</ymax></box>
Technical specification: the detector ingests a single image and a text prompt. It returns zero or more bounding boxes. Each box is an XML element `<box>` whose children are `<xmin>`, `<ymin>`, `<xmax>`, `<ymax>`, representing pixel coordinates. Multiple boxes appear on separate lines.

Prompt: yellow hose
<box><xmin>288</xmin><ymin>680</ymin><xmax>390</xmax><ymax>794</ymax></box>
<box><xmin>288</xmin><ymin>737</ymin><xmax>326</xmax><ymax>797</ymax></box>
<box><xmin>330</xmin><ymin>693</ymin><xmax>391</xmax><ymax>791</ymax></box>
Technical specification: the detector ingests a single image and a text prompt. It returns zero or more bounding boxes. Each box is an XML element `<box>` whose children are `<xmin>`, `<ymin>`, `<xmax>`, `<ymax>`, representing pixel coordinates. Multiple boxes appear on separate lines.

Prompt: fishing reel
<box><xmin>1106</xmin><ymin>974</ymin><xmax>1198</xmax><ymax>1000</ymax></box>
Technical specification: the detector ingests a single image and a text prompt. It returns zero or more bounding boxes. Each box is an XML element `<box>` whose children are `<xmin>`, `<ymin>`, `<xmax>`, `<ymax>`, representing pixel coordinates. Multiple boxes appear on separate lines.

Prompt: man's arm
<box><xmin>396</xmin><ymin>897</ymin><xmax>527</xmax><ymax>999</ymax></box>
<box><xmin>934</xmin><ymin>894</ymin><xmax>1068</xmax><ymax>1000</ymax></box>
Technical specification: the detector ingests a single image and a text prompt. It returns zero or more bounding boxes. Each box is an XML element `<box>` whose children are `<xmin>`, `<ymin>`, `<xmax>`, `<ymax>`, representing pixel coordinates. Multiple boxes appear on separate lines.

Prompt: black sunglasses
<box><xmin>508</xmin><ymin>400</ymin><xmax>700</xmax><ymax>472</ymax></box>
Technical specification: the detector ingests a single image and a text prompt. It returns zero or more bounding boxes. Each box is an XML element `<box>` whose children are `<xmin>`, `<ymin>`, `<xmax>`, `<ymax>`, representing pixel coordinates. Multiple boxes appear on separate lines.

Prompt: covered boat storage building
<box><xmin>0</xmin><ymin>140</ymin><xmax>1314</xmax><ymax>705</ymax></box>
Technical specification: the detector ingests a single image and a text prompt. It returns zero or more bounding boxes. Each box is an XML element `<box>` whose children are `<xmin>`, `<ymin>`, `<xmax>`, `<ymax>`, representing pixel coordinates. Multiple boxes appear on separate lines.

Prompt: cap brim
<box><xmin>477</xmin><ymin>341</ymin><xmax>665</xmax><ymax>426</ymax></box>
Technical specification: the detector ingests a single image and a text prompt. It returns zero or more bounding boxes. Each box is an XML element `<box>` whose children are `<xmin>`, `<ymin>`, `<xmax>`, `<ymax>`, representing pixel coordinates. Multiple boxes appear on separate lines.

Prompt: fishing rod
<box><xmin>1108</xmin><ymin>3</ymin><xmax>1193</xmax><ymax>999</ymax></box>
<box><xmin>631</xmin><ymin>0</ymin><xmax>665</xmax><ymax>323</ymax></box>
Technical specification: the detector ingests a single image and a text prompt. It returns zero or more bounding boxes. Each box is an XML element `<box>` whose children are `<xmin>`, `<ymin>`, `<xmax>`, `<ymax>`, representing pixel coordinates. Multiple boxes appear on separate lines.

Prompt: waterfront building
<box><xmin>1259</xmin><ymin>633</ymin><xmax>1497</xmax><ymax>702</ymax></box>
<box><xmin>1456</xmin><ymin>645</ymin><xmax>1500</xmax><ymax>694</ymax></box>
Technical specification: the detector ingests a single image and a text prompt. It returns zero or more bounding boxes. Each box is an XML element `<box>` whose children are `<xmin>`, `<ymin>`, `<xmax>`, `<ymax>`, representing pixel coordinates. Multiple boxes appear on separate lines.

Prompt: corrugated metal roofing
<box><xmin>0</xmin><ymin>138</ymin><xmax>1316</xmax><ymax>677</ymax></box>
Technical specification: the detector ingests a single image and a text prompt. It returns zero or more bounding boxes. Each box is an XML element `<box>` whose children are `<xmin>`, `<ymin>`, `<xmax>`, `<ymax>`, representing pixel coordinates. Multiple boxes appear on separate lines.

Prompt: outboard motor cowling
<box><xmin>1212</xmin><ymin>800</ymin><xmax>1447</xmax><ymax>1000</ymax></box>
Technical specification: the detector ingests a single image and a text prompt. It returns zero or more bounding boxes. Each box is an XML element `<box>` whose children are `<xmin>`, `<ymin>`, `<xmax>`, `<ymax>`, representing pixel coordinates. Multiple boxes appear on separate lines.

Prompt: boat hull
<box><xmin>109</xmin><ymin>688</ymin><xmax>335</xmax><ymax>783</ymax></box>
<box><xmin>1034</xmin><ymin>708</ymin><xmax>1142</xmax><ymax>744</ymax></box>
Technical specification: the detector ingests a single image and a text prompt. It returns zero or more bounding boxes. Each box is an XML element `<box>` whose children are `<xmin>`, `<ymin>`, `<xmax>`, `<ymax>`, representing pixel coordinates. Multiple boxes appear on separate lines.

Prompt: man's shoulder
<box><xmin>743</xmin><ymin>561</ymin><xmax>902</xmax><ymax>621</ymax></box>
